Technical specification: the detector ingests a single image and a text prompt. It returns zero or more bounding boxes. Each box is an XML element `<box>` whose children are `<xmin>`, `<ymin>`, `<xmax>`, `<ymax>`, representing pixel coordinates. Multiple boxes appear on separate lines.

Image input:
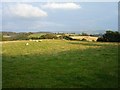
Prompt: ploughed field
<box><xmin>2</xmin><ymin>40</ymin><xmax>119</xmax><ymax>88</ymax></box>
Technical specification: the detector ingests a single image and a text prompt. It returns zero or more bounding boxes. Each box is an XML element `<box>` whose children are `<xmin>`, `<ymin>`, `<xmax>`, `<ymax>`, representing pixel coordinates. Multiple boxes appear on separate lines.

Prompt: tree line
<box><xmin>97</xmin><ymin>31</ymin><xmax>120</xmax><ymax>42</ymax></box>
<box><xmin>1</xmin><ymin>30</ymin><xmax>120</xmax><ymax>42</ymax></box>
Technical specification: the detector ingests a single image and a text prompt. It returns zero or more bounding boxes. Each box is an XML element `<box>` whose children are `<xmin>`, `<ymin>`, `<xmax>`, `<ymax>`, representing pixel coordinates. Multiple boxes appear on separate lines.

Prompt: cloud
<box><xmin>6</xmin><ymin>3</ymin><xmax>47</xmax><ymax>18</ymax></box>
<box><xmin>41</xmin><ymin>3</ymin><xmax>81</xmax><ymax>10</ymax></box>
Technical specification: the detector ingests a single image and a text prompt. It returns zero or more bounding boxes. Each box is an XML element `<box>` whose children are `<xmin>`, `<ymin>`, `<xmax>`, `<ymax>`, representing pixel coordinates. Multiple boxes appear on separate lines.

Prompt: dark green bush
<box><xmin>81</xmin><ymin>38</ymin><xmax>87</xmax><ymax>41</ymax></box>
<box><xmin>62</xmin><ymin>36</ymin><xmax>73</xmax><ymax>40</ymax></box>
<box><xmin>40</xmin><ymin>34</ymin><xmax>58</xmax><ymax>39</ymax></box>
<box><xmin>97</xmin><ymin>31</ymin><xmax>120</xmax><ymax>42</ymax></box>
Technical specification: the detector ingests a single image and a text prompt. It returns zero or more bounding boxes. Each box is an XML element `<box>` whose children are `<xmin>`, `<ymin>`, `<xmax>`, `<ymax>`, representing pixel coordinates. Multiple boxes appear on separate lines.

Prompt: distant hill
<box><xmin>28</xmin><ymin>33</ymin><xmax>47</xmax><ymax>39</ymax></box>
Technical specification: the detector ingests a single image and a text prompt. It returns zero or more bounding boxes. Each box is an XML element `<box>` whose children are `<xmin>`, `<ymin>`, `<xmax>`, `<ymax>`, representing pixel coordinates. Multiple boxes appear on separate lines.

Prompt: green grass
<box><xmin>2</xmin><ymin>40</ymin><xmax>119</xmax><ymax>88</ymax></box>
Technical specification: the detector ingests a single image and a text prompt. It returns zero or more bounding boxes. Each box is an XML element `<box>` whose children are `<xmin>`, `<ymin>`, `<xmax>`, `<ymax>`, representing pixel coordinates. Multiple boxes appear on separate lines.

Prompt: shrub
<box><xmin>97</xmin><ymin>37</ymin><xmax>105</xmax><ymax>42</ymax></box>
<box><xmin>63</xmin><ymin>36</ymin><xmax>73</xmax><ymax>40</ymax></box>
<box><xmin>40</xmin><ymin>34</ymin><xmax>58</xmax><ymax>39</ymax></box>
<box><xmin>97</xmin><ymin>31</ymin><xmax>120</xmax><ymax>42</ymax></box>
<box><xmin>81</xmin><ymin>38</ymin><xmax>87</xmax><ymax>41</ymax></box>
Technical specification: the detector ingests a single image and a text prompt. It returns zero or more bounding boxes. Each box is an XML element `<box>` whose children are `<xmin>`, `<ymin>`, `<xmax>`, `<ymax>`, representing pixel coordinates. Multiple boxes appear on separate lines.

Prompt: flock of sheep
<box><xmin>26</xmin><ymin>40</ymin><xmax>43</xmax><ymax>46</ymax></box>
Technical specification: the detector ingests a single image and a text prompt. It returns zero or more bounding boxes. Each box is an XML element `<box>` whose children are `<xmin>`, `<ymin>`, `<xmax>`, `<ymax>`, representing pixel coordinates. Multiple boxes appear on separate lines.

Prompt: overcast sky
<box><xmin>1</xmin><ymin>2</ymin><xmax>118</xmax><ymax>34</ymax></box>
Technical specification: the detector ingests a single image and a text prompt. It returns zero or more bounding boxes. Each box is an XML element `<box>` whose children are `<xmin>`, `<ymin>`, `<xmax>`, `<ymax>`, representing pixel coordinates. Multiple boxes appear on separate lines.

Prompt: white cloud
<box><xmin>1</xmin><ymin>0</ymin><xmax>119</xmax><ymax>2</ymax></box>
<box><xmin>7</xmin><ymin>3</ymin><xmax>47</xmax><ymax>18</ymax></box>
<box><xmin>41</xmin><ymin>3</ymin><xmax>81</xmax><ymax>10</ymax></box>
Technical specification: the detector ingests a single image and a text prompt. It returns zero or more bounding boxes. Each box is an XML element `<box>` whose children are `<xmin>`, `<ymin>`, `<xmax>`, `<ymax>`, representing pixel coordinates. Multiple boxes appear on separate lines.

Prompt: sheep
<box><xmin>26</xmin><ymin>43</ymin><xmax>29</xmax><ymax>46</ymax></box>
<box><xmin>36</xmin><ymin>40</ymin><xmax>42</xmax><ymax>42</ymax></box>
<box><xmin>36</xmin><ymin>40</ymin><xmax>39</xmax><ymax>42</ymax></box>
<box><xmin>29</xmin><ymin>40</ymin><xmax>43</xmax><ymax>42</ymax></box>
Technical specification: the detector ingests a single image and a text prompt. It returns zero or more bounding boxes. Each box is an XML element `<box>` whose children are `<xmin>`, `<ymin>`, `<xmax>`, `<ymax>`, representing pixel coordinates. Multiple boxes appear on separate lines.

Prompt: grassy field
<box><xmin>2</xmin><ymin>40</ymin><xmax>119</xmax><ymax>88</ymax></box>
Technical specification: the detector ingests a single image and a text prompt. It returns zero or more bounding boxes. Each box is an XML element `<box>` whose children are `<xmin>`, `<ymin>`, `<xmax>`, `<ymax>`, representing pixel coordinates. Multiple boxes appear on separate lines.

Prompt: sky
<box><xmin>1</xmin><ymin>2</ymin><xmax>118</xmax><ymax>34</ymax></box>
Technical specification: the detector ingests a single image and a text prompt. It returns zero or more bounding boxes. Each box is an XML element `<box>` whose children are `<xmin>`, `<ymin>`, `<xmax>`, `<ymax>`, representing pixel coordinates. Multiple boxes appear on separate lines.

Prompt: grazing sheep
<box><xmin>26</xmin><ymin>43</ymin><xmax>29</xmax><ymax>45</ymax></box>
<box><xmin>30</xmin><ymin>40</ymin><xmax>43</xmax><ymax>42</ymax></box>
<box><xmin>36</xmin><ymin>40</ymin><xmax>39</xmax><ymax>42</ymax></box>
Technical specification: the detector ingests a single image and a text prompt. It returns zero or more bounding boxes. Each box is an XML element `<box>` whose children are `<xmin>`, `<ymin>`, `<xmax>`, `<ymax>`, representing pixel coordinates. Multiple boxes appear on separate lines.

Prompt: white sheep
<box><xmin>26</xmin><ymin>43</ymin><xmax>29</xmax><ymax>45</ymax></box>
<box><xmin>36</xmin><ymin>40</ymin><xmax>39</xmax><ymax>42</ymax></box>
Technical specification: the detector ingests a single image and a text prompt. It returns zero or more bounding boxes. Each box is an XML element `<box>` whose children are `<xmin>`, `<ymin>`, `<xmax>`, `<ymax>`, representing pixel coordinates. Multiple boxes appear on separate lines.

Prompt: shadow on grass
<box><xmin>2</xmin><ymin>45</ymin><xmax>118</xmax><ymax>88</ymax></box>
<box><xmin>68</xmin><ymin>41</ymin><xmax>118</xmax><ymax>47</ymax></box>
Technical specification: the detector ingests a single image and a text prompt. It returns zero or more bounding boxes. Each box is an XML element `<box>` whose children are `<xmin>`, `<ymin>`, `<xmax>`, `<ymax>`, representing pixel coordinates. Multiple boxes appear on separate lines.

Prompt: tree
<box><xmin>40</xmin><ymin>34</ymin><xmax>58</xmax><ymax>39</ymax></box>
<box><xmin>81</xmin><ymin>32</ymin><xmax>89</xmax><ymax>36</ymax></box>
<box><xmin>97</xmin><ymin>30</ymin><xmax>120</xmax><ymax>42</ymax></box>
<box><xmin>81</xmin><ymin>38</ymin><xmax>87</xmax><ymax>41</ymax></box>
<box><xmin>63</xmin><ymin>36</ymin><xmax>73</xmax><ymax>40</ymax></box>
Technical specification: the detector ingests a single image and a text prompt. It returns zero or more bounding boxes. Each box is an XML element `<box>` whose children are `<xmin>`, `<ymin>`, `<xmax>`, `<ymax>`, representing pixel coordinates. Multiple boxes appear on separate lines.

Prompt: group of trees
<box><xmin>40</xmin><ymin>34</ymin><xmax>58</xmax><ymax>39</ymax></box>
<box><xmin>29</xmin><ymin>34</ymin><xmax>58</xmax><ymax>40</ymax></box>
<box><xmin>1</xmin><ymin>30</ymin><xmax>120</xmax><ymax>42</ymax></box>
<box><xmin>2</xmin><ymin>32</ymin><xmax>32</xmax><ymax>41</ymax></box>
<box><xmin>97</xmin><ymin>31</ymin><xmax>120</xmax><ymax>42</ymax></box>
<box><xmin>1</xmin><ymin>32</ymin><xmax>63</xmax><ymax>41</ymax></box>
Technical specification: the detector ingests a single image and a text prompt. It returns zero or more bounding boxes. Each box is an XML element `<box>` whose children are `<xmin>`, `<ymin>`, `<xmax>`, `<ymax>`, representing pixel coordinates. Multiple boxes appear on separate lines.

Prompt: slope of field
<box><xmin>2</xmin><ymin>40</ymin><xmax>119</xmax><ymax>88</ymax></box>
